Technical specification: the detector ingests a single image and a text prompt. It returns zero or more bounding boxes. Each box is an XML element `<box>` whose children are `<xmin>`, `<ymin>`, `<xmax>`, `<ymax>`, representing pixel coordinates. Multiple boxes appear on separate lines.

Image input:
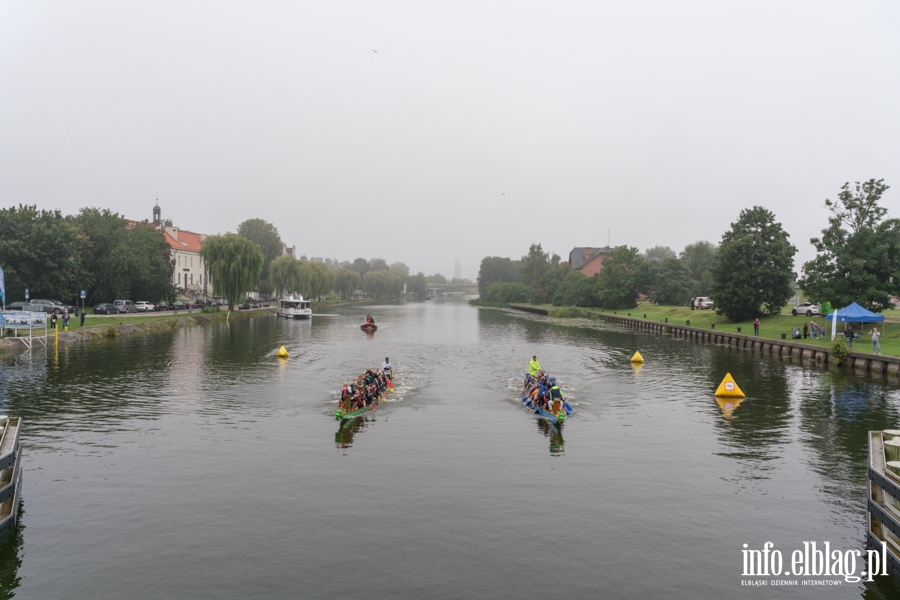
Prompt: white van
<box><xmin>695</xmin><ymin>297</ymin><xmax>714</xmax><ymax>310</ymax></box>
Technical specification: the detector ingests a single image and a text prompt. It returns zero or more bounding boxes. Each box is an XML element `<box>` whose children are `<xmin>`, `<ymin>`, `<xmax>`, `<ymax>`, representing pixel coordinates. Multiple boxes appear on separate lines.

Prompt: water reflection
<box><xmin>0</xmin><ymin>505</ymin><xmax>24</xmax><ymax>599</ymax></box>
<box><xmin>335</xmin><ymin>416</ymin><xmax>376</xmax><ymax>452</ymax></box>
<box><xmin>535</xmin><ymin>419</ymin><xmax>565</xmax><ymax>456</ymax></box>
<box><xmin>715</xmin><ymin>396</ymin><xmax>745</xmax><ymax>419</ymax></box>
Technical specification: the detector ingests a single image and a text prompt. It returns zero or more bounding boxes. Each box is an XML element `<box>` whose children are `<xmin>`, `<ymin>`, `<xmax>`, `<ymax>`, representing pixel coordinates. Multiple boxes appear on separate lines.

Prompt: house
<box><xmin>151</xmin><ymin>203</ymin><xmax>211</xmax><ymax>298</ymax></box>
<box><xmin>569</xmin><ymin>246</ymin><xmax>616</xmax><ymax>277</ymax></box>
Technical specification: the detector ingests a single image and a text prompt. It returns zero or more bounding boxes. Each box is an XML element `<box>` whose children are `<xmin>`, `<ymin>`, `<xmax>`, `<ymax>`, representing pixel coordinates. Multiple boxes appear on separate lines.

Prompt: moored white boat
<box><xmin>278</xmin><ymin>295</ymin><xmax>312</xmax><ymax>319</ymax></box>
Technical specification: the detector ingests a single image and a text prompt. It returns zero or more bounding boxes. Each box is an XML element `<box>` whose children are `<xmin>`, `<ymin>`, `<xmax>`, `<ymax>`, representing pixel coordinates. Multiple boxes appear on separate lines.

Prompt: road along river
<box><xmin>0</xmin><ymin>297</ymin><xmax>898</xmax><ymax>598</ymax></box>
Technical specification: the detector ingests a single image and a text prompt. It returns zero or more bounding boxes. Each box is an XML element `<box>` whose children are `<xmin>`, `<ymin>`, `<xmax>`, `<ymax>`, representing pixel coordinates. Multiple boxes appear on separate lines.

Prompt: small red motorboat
<box><xmin>360</xmin><ymin>323</ymin><xmax>377</xmax><ymax>332</ymax></box>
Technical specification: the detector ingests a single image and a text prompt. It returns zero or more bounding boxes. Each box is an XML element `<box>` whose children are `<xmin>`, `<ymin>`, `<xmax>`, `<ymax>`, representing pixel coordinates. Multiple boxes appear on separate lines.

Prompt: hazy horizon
<box><xmin>2</xmin><ymin>1</ymin><xmax>898</xmax><ymax>278</ymax></box>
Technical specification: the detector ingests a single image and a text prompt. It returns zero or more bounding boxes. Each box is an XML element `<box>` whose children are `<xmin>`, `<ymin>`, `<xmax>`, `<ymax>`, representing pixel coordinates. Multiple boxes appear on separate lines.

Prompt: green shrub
<box><xmin>104</xmin><ymin>327</ymin><xmax>118</xmax><ymax>338</ymax></box>
<box><xmin>552</xmin><ymin>270</ymin><xmax>594</xmax><ymax>307</ymax></box>
<box><xmin>829</xmin><ymin>338</ymin><xmax>849</xmax><ymax>364</ymax></box>
<box><xmin>201</xmin><ymin>307</ymin><xmax>219</xmax><ymax>314</ymax></box>
<box><xmin>482</xmin><ymin>282</ymin><xmax>532</xmax><ymax>303</ymax></box>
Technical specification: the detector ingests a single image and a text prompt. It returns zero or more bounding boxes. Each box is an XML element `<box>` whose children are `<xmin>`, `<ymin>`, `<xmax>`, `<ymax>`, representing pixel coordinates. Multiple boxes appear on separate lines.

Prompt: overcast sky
<box><xmin>2</xmin><ymin>1</ymin><xmax>898</xmax><ymax>278</ymax></box>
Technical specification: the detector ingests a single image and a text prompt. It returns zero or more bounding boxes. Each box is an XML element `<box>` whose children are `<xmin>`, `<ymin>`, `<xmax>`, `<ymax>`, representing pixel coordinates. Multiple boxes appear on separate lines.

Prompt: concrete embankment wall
<box><xmin>507</xmin><ymin>304</ymin><xmax>900</xmax><ymax>378</ymax></box>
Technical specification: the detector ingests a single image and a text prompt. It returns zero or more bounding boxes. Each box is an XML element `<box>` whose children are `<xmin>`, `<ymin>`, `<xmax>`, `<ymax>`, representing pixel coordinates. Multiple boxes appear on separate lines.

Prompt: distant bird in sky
<box><xmin>502</xmin><ymin>193</ymin><xmax>505</xmax><ymax>195</ymax></box>
<box><xmin>372</xmin><ymin>49</ymin><xmax>378</xmax><ymax>53</ymax></box>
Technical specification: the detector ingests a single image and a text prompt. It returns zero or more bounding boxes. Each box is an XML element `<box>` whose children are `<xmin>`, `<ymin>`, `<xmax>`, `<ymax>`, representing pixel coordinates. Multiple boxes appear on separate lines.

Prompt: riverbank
<box><xmin>488</xmin><ymin>301</ymin><xmax>900</xmax><ymax>376</ymax></box>
<box><xmin>0</xmin><ymin>307</ymin><xmax>277</xmax><ymax>357</ymax></box>
<box><xmin>484</xmin><ymin>300</ymin><xmax>900</xmax><ymax>358</ymax></box>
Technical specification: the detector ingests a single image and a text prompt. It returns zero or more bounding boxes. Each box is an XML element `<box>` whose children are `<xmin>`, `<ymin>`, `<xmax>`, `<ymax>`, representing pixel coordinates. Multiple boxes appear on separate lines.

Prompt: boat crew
<box><xmin>529</xmin><ymin>356</ymin><xmax>541</xmax><ymax>377</ymax></box>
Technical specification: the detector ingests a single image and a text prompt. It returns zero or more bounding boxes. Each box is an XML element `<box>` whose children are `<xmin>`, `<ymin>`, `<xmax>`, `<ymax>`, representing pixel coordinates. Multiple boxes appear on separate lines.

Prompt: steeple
<box><xmin>153</xmin><ymin>197</ymin><xmax>161</xmax><ymax>228</ymax></box>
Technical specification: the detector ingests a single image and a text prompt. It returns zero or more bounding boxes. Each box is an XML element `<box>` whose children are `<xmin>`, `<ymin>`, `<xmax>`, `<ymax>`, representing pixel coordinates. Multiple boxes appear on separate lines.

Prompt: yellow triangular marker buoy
<box><xmin>715</xmin><ymin>372</ymin><xmax>745</xmax><ymax>398</ymax></box>
<box><xmin>631</xmin><ymin>351</ymin><xmax>644</xmax><ymax>363</ymax></box>
<box><xmin>276</xmin><ymin>346</ymin><xmax>289</xmax><ymax>358</ymax></box>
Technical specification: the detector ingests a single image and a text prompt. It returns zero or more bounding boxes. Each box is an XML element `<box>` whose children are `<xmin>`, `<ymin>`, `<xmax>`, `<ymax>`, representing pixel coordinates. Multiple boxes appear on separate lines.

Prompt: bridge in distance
<box><xmin>426</xmin><ymin>283</ymin><xmax>478</xmax><ymax>296</ymax></box>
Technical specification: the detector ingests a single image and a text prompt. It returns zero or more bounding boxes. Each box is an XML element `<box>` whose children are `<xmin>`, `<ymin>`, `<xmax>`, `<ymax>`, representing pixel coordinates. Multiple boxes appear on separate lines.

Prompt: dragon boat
<box><xmin>521</xmin><ymin>393</ymin><xmax>568</xmax><ymax>424</ymax></box>
<box><xmin>521</xmin><ymin>376</ymin><xmax>572</xmax><ymax>425</ymax></box>
<box><xmin>334</xmin><ymin>374</ymin><xmax>394</xmax><ymax>421</ymax></box>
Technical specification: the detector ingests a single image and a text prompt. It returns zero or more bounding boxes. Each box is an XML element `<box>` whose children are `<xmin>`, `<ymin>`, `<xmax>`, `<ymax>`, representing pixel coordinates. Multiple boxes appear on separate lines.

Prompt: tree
<box><xmin>362</xmin><ymin>270</ymin><xmax>405</xmax><ymax>298</ymax></box>
<box><xmin>236</xmin><ymin>219</ymin><xmax>283</xmax><ymax>284</ymax></box>
<box><xmin>428</xmin><ymin>273</ymin><xmax>448</xmax><ymax>284</ymax></box>
<box><xmin>200</xmin><ymin>233</ymin><xmax>264</xmax><ymax>311</ymax></box>
<box><xmin>477</xmin><ymin>257</ymin><xmax>518</xmax><ymax>295</ymax></box>
<box><xmin>389</xmin><ymin>262</ymin><xmax>410</xmax><ymax>276</ymax></box>
<box><xmin>76</xmin><ymin>208</ymin><xmax>175</xmax><ymax>304</ymax></box>
<box><xmin>349</xmin><ymin>258</ymin><xmax>370</xmax><ymax>278</ymax></box>
<box><xmin>307</xmin><ymin>262</ymin><xmax>334</xmax><ymax>299</ymax></box>
<box><xmin>368</xmin><ymin>258</ymin><xmax>389</xmax><ymax>272</ymax></box>
<box><xmin>534</xmin><ymin>263</ymin><xmax>570</xmax><ymax>304</ymax></box>
<box><xmin>647</xmin><ymin>258</ymin><xmax>693</xmax><ymax>306</ymax></box>
<box><xmin>643</xmin><ymin>245</ymin><xmax>676</xmax><ymax>262</ymax></box>
<box><xmin>270</xmin><ymin>255</ymin><xmax>301</xmax><ymax>297</ymax></box>
<box><xmin>593</xmin><ymin>246</ymin><xmax>644</xmax><ymax>309</ymax></box>
<box><xmin>709</xmin><ymin>206</ymin><xmax>796</xmax><ymax>321</ymax></box>
<box><xmin>552</xmin><ymin>270</ymin><xmax>594</xmax><ymax>306</ymax></box>
<box><xmin>679</xmin><ymin>241</ymin><xmax>717</xmax><ymax>296</ymax></box>
<box><xmin>334</xmin><ymin>269</ymin><xmax>361</xmax><ymax>298</ymax></box>
<box><xmin>799</xmin><ymin>180</ymin><xmax>900</xmax><ymax>312</ymax></box>
<box><xmin>0</xmin><ymin>205</ymin><xmax>89</xmax><ymax>304</ymax></box>
<box><xmin>517</xmin><ymin>243</ymin><xmax>551</xmax><ymax>288</ymax></box>
<box><xmin>408</xmin><ymin>272</ymin><xmax>428</xmax><ymax>299</ymax></box>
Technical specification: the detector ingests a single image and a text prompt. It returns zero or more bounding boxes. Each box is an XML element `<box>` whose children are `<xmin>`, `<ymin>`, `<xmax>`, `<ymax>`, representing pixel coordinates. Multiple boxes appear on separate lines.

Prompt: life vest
<box><xmin>550</xmin><ymin>385</ymin><xmax>563</xmax><ymax>400</ymax></box>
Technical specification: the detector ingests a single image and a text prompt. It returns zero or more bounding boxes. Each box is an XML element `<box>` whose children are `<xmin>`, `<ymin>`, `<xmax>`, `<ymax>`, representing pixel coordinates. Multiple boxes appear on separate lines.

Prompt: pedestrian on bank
<box><xmin>870</xmin><ymin>327</ymin><xmax>881</xmax><ymax>355</ymax></box>
<box><xmin>50</xmin><ymin>312</ymin><xmax>57</xmax><ymax>330</ymax></box>
<box><xmin>802</xmin><ymin>322</ymin><xmax>808</xmax><ymax>339</ymax></box>
<box><xmin>753</xmin><ymin>318</ymin><xmax>760</xmax><ymax>337</ymax></box>
<box><xmin>690</xmin><ymin>297</ymin><xmax>695</xmax><ymax>311</ymax></box>
<box><xmin>80</xmin><ymin>309</ymin><xmax>86</xmax><ymax>328</ymax></box>
<box><xmin>810</xmin><ymin>321</ymin><xmax>819</xmax><ymax>340</ymax></box>
<box><xmin>844</xmin><ymin>325</ymin><xmax>854</xmax><ymax>348</ymax></box>
<box><xmin>63</xmin><ymin>310</ymin><xmax>69</xmax><ymax>330</ymax></box>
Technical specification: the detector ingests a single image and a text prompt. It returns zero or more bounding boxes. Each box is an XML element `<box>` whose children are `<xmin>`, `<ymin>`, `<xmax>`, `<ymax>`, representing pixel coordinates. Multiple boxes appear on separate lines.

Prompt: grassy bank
<box><xmin>479</xmin><ymin>299</ymin><xmax>900</xmax><ymax>358</ymax></box>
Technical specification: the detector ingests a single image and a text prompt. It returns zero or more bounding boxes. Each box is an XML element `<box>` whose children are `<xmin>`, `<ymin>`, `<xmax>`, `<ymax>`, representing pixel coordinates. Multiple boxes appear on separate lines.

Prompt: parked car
<box><xmin>154</xmin><ymin>301</ymin><xmax>172</xmax><ymax>311</ymax></box>
<box><xmin>93</xmin><ymin>303</ymin><xmax>121</xmax><ymax>315</ymax></box>
<box><xmin>5</xmin><ymin>302</ymin><xmax>44</xmax><ymax>312</ymax></box>
<box><xmin>695</xmin><ymin>296</ymin><xmax>714</xmax><ymax>310</ymax></box>
<box><xmin>134</xmin><ymin>301</ymin><xmax>155</xmax><ymax>312</ymax></box>
<box><xmin>172</xmin><ymin>301</ymin><xmax>187</xmax><ymax>311</ymax></box>
<box><xmin>29</xmin><ymin>299</ymin><xmax>76</xmax><ymax>314</ymax></box>
<box><xmin>791</xmin><ymin>302</ymin><xmax>819</xmax><ymax>317</ymax></box>
<box><xmin>113</xmin><ymin>300</ymin><xmax>137</xmax><ymax>314</ymax></box>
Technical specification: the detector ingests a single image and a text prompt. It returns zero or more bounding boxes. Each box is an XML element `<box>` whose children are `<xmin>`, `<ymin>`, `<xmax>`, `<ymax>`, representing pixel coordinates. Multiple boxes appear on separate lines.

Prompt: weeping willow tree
<box><xmin>270</xmin><ymin>255</ymin><xmax>301</xmax><ymax>297</ymax></box>
<box><xmin>200</xmin><ymin>233</ymin><xmax>264</xmax><ymax>312</ymax></box>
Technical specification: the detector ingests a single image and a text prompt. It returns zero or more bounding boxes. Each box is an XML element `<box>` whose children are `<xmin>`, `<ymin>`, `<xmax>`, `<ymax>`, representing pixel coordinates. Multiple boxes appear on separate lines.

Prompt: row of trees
<box><xmin>0</xmin><ymin>206</ymin><xmax>175</xmax><ymax>306</ymax></box>
<box><xmin>477</xmin><ymin>241</ymin><xmax>717</xmax><ymax>310</ymax></box>
<box><xmin>477</xmin><ymin>179</ymin><xmax>900</xmax><ymax>322</ymax></box>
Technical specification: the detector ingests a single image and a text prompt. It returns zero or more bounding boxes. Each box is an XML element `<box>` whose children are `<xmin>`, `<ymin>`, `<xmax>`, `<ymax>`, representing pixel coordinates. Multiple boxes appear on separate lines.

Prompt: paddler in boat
<box><xmin>365</xmin><ymin>314</ymin><xmax>375</xmax><ymax>324</ymax></box>
<box><xmin>382</xmin><ymin>357</ymin><xmax>392</xmax><ymax>380</ymax></box>
<box><xmin>529</xmin><ymin>356</ymin><xmax>541</xmax><ymax>377</ymax></box>
<box><xmin>549</xmin><ymin>378</ymin><xmax>564</xmax><ymax>408</ymax></box>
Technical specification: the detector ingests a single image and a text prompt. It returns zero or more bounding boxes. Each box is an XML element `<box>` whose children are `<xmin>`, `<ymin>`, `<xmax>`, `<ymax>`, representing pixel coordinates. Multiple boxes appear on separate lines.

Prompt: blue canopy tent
<box><xmin>825</xmin><ymin>302</ymin><xmax>885</xmax><ymax>323</ymax></box>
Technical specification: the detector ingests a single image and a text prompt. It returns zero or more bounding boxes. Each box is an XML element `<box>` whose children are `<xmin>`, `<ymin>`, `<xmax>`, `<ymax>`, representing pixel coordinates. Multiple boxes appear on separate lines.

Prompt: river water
<box><xmin>0</xmin><ymin>297</ymin><xmax>899</xmax><ymax>599</ymax></box>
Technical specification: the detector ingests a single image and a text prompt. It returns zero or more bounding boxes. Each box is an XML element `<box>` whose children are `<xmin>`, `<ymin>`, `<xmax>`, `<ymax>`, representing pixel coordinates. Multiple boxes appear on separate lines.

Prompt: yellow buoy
<box><xmin>715</xmin><ymin>372</ymin><xmax>745</xmax><ymax>398</ymax></box>
<box><xmin>631</xmin><ymin>351</ymin><xmax>644</xmax><ymax>363</ymax></box>
<box><xmin>276</xmin><ymin>346</ymin><xmax>289</xmax><ymax>358</ymax></box>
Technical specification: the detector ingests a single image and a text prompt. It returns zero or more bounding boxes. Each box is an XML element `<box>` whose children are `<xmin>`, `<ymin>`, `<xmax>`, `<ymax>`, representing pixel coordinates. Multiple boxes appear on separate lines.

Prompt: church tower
<box><xmin>153</xmin><ymin>200</ymin><xmax>161</xmax><ymax>228</ymax></box>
